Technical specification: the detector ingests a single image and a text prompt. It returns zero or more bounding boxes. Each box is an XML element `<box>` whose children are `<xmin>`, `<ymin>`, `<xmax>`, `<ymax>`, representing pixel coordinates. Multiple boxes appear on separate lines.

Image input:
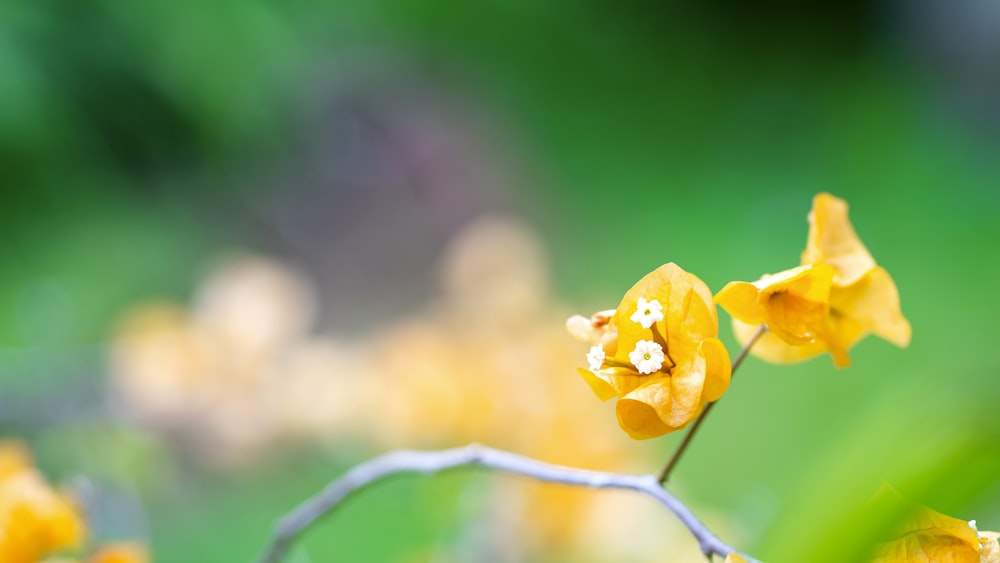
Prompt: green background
<box><xmin>2</xmin><ymin>1</ymin><xmax>999</xmax><ymax>561</ymax></box>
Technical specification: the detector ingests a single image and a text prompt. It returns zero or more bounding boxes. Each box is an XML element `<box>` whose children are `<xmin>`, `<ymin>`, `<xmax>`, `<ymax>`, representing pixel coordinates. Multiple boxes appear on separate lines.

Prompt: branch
<box><xmin>257</xmin><ymin>444</ymin><xmax>759</xmax><ymax>563</ymax></box>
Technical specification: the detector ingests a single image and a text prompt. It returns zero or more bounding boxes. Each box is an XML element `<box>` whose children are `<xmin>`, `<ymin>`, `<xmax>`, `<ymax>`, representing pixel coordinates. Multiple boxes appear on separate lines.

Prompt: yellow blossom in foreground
<box><xmin>720</xmin><ymin>193</ymin><xmax>911</xmax><ymax>367</ymax></box>
<box><xmin>0</xmin><ymin>441</ymin><xmax>86</xmax><ymax>563</ymax></box>
<box><xmin>871</xmin><ymin>488</ymin><xmax>998</xmax><ymax>563</ymax></box>
<box><xmin>724</xmin><ymin>554</ymin><xmax>748</xmax><ymax>563</ymax></box>
<box><xmin>571</xmin><ymin>263</ymin><xmax>731</xmax><ymax>439</ymax></box>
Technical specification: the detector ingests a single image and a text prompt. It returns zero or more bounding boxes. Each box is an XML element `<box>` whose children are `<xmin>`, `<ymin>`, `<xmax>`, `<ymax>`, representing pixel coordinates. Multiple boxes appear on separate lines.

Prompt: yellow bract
<box><xmin>717</xmin><ymin>193</ymin><xmax>911</xmax><ymax>367</ymax></box>
<box><xmin>714</xmin><ymin>263</ymin><xmax>833</xmax><ymax>346</ymax></box>
<box><xmin>570</xmin><ymin>263</ymin><xmax>731</xmax><ymax>439</ymax></box>
<box><xmin>871</xmin><ymin>488</ymin><xmax>999</xmax><ymax>563</ymax></box>
<box><xmin>0</xmin><ymin>441</ymin><xmax>85</xmax><ymax>563</ymax></box>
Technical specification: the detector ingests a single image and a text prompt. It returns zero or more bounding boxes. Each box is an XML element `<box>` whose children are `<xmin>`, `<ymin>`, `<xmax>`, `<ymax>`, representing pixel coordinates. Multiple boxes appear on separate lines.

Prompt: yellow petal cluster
<box><xmin>871</xmin><ymin>488</ymin><xmax>999</xmax><ymax>563</ymax></box>
<box><xmin>571</xmin><ymin>263</ymin><xmax>731</xmax><ymax>439</ymax></box>
<box><xmin>0</xmin><ymin>443</ymin><xmax>150</xmax><ymax>563</ymax></box>
<box><xmin>0</xmin><ymin>441</ymin><xmax>85</xmax><ymax>563</ymax></box>
<box><xmin>109</xmin><ymin>256</ymin><xmax>365</xmax><ymax>467</ymax></box>
<box><xmin>716</xmin><ymin>193</ymin><xmax>911</xmax><ymax>367</ymax></box>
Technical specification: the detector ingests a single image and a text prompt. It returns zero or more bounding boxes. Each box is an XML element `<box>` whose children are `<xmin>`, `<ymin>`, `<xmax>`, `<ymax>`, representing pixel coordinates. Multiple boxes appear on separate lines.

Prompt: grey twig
<box><xmin>256</xmin><ymin>443</ymin><xmax>758</xmax><ymax>563</ymax></box>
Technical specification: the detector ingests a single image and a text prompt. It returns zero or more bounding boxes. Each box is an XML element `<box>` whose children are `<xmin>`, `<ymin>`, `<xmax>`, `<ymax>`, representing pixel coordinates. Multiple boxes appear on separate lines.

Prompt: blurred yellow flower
<box><xmin>110</xmin><ymin>217</ymin><xmax>720</xmax><ymax>559</ymax></box>
<box><xmin>0</xmin><ymin>441</ymin><xmax>86</xmax><ymax>563</ymax></box>
<box><xmin>724</xmin><ymin>554</ymin><xmax>748</xmax><ymax>563</ymax></box>
<box><xmin>86</xmin><ymin>542</ymin><xmax>149</xmax><ymax>563</ymax></box>
<box><xmin>109</xmin><ymin>255</ymin><xmax>366</xmax><ymax>467</ymax></box>
<box><xmin>565</xmin><ymin>309</ymin><xmax>616</xmax><ymax>347</ymax></box>
<box><xmin>871</xmin><ymin>490</ymin><xmax>999</xmax><ymax>563</ymax></box>
<box><xmin>572</xmin><ymin>263</ymin><xmax>731</xmax><ymax>439</ymax></box>
<box><xmin>720</xmin><ymin>193</ymin><xmax>911</xmax><ymax>367</ymax></box>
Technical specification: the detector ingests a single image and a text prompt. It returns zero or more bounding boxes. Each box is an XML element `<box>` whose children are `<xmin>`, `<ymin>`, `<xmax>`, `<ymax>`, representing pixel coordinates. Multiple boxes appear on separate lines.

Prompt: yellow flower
<box><xmin>86</xmin><ymin>542</ymin><xmax>149</xmax><ymax>563</ymax></box>
<box><xmin>871</xmin><ymin>487</ymin><xmax>998</xmax><ymax>563</ymax></box>
<box><xmin>714</xmin><ymin>263</ymin><xmax>834</xmax><ymax>346</ymax></box>
<box><xmin>0</xmin><ymin>441</ymin><xmax>86</xmax><ymax>563</ymax></box>
<box><xmin>718</xmin><ymin>193</ymin><xmax>911</xmax><ymax>367</ymax></box>
<box><xmin>571</xmin><ymin>263</ymin><xmax>731</xmax><ymax>439</ymax></box>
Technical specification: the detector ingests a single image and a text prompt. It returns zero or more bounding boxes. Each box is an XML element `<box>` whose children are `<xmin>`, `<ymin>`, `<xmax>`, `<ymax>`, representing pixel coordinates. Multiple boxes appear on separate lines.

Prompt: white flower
<box><xmin>587</xmin><ymin>344</ymin><xmax>606</xmax><ymax>371</ymax></box>
<box><xmin>629</xmin><ymin>297</ymin><xmax>664</xmax><ymax>329</ymax></box>
<box><xmin>629</xmin><ymin>340</ymin><xmax>664</xmax><ymax>374</ymax></box>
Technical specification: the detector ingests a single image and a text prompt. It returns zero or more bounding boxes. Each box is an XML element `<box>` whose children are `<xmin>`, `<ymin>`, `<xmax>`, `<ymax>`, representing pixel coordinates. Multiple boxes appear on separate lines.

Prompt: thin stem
<box><xmin>257</xmin><ymin>444</ymin><xmax>759</xmax><ymax>563</ymax></box>
<box><xmin>658</xmin><ymin>324</ymin><xmax>767</xmax><ymax>484</ymax></box>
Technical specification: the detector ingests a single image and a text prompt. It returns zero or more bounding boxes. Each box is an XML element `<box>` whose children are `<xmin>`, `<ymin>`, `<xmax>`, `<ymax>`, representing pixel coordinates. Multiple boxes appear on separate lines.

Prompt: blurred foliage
<box><xmin>2</xmin><ymin>0</ymin><xmax>999</xmax><ymax>561</ymax></box>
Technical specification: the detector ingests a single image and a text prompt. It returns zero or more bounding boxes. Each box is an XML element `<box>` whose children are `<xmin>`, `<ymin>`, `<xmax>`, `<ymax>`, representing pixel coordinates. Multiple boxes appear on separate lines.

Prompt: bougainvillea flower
<box><xmin>801</xmin><ymin>193</ymin><xmax>910</xmax><ymax>356</ymax></box>
<box><xmin>715</xmin><ymin>263</ymin><xmax>834</xmax><ymax>345</ymax></box>
<box><xmin>0</xmin><ymin>441</ymin><xmax>86</xmax><ymax>563</ymax></box>
<box><xmin>719</xmin><ymin>193</ymin><xmax>911</xmax><ymax>367</ymax></box>
<box><xmin>871</xmin><ymin>486</ymin><xmax>999</xmax><ymax>563</ymax></box>
<box><xmin>569</xmin><ymin>263</ymin><xmax>731</xmax><ymax>439</ymax></box>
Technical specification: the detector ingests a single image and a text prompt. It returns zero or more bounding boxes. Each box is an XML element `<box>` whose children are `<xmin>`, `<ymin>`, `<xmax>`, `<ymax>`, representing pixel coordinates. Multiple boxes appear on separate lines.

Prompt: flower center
<box><xmin>643</xmin><ymin>352</ymin><xmax>651</xmax><ymax>360</ymax></box>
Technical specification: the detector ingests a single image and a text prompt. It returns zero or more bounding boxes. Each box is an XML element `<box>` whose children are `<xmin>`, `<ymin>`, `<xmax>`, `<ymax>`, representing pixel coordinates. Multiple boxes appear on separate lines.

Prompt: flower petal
<box><xmin>763</xmin><ymin>289</ymin><xmax>828</xmax><ymax>345</ymax></box>
<box><xmin>612</xmin><ymin>263</ymin><xmax>698</xmax><ymax>367</ymax></box>
<box><xmin>667</xmin><ymin>267</ymin><xmax>719</xmax><ymax>364</ymax></box>
<box><xmin>700</xmin><ymin>338</ymin><xmax>732</xmax><ymax>402</ymax></box>
<box><xmin>718</xmin><ymin>264</ymin><xmax>833</xmax><ymax>346</ymax></box>
<box><xmin>801</xmin><ymin>192</ymin><xmax>876</xmax><ymax>286</ymax></box>
<box><xmin>0</xmin><ymin>444</ymin><xmax>87</xmax><ymax>562</ymax></box>
<box><xmin>830</xmin><ymin>266</ymin><xmax>911</xmax><ymax>348</ymax></box>
<box><xmin>666</xmin><ymin>355</ymin><xmax>707</xmax><ymax>428</ymax></box>
<box><xmin>616</xmin><ymin>378</ymin><xmax>675</xmax><ymax>439</ymax></box>
<box><xmin>817</xmin><ymin>312</ymin><xmax>868</xmax><ymax>367</ymax></box>
<box><xmin>871</xmin><ymin>486</ymin><xmax>982</xmax><ymax>563</ymax></box>
<box><xmin>715</xmin><ymin>281</ymin><xmax>765</xmax><ymax>325</ymax></box>
<box><xmin>577</xmin><ymin>366</ymin><xmax>647</xmax><ymax>401</ymax></box>
<box><xmin>734</xmin><ymin>318</ymin><xmax>827</xmax><ymax>364</ymax></box>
